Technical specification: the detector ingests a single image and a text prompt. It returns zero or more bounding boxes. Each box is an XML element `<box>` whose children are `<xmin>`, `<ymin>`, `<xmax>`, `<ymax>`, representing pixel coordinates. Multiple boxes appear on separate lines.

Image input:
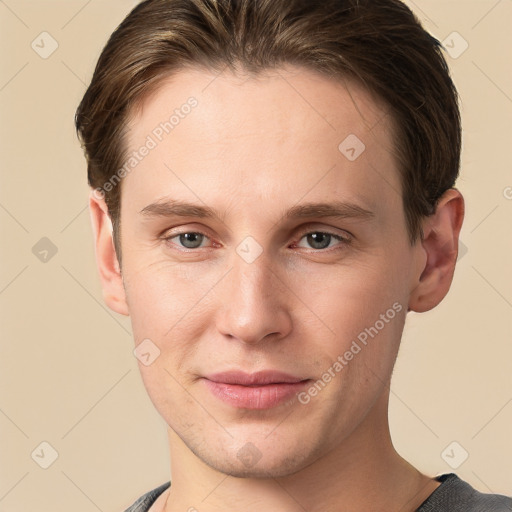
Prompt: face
<box><xmin>115</xmin><ymin>65</ymin><xmax>423</xmax><ymax>477</ymax></box>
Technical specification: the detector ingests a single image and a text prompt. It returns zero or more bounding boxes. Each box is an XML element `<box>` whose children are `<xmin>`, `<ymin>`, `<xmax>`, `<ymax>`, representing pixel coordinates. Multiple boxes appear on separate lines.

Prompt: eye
<box><xmin>162</xmin><ymin>229</ymin><xmax>351</xmax><ymax>252</ymax></box>
<box><xmin>165</xmin><ymin>231</ymin><xmax>212</xmax><ymax>250</ymax></box>
<box><xmin>295</xmin><ymin>231</ymin><xmax>350</xmax><ymax>251</ymax></box>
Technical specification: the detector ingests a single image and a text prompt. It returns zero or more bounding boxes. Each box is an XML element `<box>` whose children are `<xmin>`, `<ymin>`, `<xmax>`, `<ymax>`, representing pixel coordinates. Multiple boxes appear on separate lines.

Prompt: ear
<box><xmin>408</xmin><ymin>188</ymin><xmax>465</xmax><ymax>313</ymax></box>
<box><xmin>89</xmin><ymin>189</ymin><xmax>129</xmax><ymax>316</ymax></box>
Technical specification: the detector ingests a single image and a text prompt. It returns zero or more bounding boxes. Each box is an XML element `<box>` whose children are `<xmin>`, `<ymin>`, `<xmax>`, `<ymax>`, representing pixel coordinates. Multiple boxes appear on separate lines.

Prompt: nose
<box><xmin>215</xmin><ymin>251</ymin><xmax>293</xmax><ymax>345</ymax></box>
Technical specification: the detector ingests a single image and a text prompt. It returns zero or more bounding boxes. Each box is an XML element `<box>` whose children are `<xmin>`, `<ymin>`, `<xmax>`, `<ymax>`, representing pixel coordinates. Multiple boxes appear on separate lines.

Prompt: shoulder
<box><xmin>124</xmin><ymin>482</ymin><xmax>171</xmax><ymax>512</ymax></box>
<box><xmin>417</xmin><ymin>473</ymin><xmax>512</xmax><ymax>512</ymax></box>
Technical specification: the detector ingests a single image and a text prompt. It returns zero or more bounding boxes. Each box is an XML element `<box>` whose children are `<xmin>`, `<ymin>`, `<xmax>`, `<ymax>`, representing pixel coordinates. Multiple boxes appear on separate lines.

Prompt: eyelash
<box><xmin>162</xmin><ymin>228</ymin><xmax>352</xmax><ymax>253</ymax></box>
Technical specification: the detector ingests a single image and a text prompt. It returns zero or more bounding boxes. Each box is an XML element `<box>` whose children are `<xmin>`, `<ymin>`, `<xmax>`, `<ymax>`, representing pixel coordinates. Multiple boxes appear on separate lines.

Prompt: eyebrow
<box><xmin>139</xmin><ymin>198</ymin><xmax>375</xmax><ymax>222</ymax></box>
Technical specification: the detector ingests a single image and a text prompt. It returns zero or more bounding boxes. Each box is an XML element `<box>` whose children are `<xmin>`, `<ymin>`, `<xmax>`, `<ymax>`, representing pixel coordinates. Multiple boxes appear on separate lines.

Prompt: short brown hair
<box><xmin>75</xmin><ymin>0</ymin><xmax>461</xmax><ymax>262</ymax></box>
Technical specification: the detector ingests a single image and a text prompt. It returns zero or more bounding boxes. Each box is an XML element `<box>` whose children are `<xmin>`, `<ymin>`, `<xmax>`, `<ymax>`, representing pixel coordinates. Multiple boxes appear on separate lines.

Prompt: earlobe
<box><xmin>89</xmin><ymin>190</ymin><xmax>130</xmax><ymax>316</ymax></box>
<box><xmin>408</xmin><ymin>188</ymin><xmax>465</xmax><ymax>313</ymax></box>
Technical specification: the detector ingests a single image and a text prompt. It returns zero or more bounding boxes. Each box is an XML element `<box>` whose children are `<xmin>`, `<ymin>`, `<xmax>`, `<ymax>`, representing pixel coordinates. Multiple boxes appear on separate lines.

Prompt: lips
<box><xmin>202</xmin><ymin>370</ymin><xmax>311</xmax><ymax>409</ymax></box>
<box><xmin>205</xmin><ymin>370</ymin><xmax>307</xmax><ymax>386</ymax></box>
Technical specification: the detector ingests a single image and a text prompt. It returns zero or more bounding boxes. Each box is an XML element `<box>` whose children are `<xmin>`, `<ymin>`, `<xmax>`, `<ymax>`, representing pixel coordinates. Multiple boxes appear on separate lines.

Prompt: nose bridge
<box><xmin>215</xmin><ymin>247</ymin><xmax>292</xmax><ymax>344</ymax></box>
<box><xmin>235</xmin><ymin>251</ymin><xmax>273</xmax><ymax>303</ymax></box>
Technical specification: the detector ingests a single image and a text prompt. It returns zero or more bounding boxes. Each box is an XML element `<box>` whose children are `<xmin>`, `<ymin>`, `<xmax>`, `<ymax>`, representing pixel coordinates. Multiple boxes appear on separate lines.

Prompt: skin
<box><xmin>89</xmin><ymin>65</ymin><xmax>464</xmax><ymax>511</ymax></box>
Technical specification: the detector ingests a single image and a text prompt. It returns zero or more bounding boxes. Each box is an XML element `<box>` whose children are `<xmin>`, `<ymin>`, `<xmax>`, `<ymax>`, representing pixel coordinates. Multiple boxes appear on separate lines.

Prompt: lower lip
<box><xmin>203</xmin><ymin>379</ymin><xmax>310</xmax><ymax>409</ymax></box>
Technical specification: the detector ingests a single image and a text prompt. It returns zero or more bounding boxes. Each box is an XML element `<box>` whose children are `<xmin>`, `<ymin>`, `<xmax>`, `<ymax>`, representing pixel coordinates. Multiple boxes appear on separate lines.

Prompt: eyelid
<box><xmin>294</xmin><ymin>225</ymin><xmax>352</xmax><ymax>241</ymax></box>
<box><xmin>162</xmin><ymin>224</ymin><xmax>352</xmax><ymax>252</ymax></box>
<box><xmin>291</xmin><ymin>229</ymin><xmax>352</xmax><ymax>253</ymax></box>
<box><xmin>162</xmin><ymin>222</ymin><xmax>352</xmax><ymax>240</ymax></box>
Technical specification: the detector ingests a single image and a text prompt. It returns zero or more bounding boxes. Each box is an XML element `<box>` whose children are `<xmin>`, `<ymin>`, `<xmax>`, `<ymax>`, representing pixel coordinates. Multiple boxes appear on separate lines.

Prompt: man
<box><xmin>75</xmin><ymin>0</ymin><xmax>512</xmax><ymax>510</ymax></box>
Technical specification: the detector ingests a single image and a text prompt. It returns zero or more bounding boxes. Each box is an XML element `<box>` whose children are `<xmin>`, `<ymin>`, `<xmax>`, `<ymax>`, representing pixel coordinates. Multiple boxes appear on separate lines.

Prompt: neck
<box><xmin>163</xmin><ymin>390</ymin><xmax>439</xmax><ymax>512</ymax></box>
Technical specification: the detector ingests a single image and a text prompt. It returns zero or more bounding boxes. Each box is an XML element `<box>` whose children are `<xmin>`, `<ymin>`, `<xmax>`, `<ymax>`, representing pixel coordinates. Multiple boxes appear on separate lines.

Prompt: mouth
<box><xmin>202</xmin><ymin>370</ymin><xmax>311</xmax><ymax>410</ymax></box>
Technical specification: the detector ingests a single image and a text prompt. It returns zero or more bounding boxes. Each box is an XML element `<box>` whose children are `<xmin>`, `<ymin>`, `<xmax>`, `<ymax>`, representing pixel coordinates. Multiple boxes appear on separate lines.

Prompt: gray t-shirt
<box><xmin>124</xmin><ymin>473</ymin><xmax>512</xmax><ymax>512</ymax></box>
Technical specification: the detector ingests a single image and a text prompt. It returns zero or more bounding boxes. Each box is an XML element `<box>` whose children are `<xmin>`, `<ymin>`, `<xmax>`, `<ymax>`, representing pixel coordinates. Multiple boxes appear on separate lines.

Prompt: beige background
<box><xmin>0</xmin><ymin>0</ymin><xmax>511</xmax><ymax>510</ymax></box>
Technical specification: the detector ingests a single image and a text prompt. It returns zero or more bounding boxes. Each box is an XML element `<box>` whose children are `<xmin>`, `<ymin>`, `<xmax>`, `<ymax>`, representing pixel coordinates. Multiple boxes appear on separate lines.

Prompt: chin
<box><xmin>188</xmin><ymin>433</ymin><xmax>323</xmax><ymax>479</ymax></box>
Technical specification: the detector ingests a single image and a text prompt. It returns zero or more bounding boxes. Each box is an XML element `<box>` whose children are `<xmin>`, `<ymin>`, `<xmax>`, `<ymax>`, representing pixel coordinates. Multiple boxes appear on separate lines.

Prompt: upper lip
<box><xmin>204</xmin><ymin>370</ymin><xmax>308</xmax><ymax>386</ymax></box>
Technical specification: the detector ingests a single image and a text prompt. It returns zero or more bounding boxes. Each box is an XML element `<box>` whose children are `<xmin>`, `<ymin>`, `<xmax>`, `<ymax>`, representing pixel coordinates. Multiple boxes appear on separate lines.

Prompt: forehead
<box><xmin>123</xmin><ymin>65</ymin><xmax>402</xmax><ymax>218</ymax></box>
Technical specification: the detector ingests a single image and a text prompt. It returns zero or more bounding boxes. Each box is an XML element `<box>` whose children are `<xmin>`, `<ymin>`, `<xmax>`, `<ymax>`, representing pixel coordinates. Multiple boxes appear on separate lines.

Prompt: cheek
<box><xmin>300</xmin><ymin>259</ymin><xmax>402</xmax><ymax>334</ymax></box>
<box><xmin>136</xmin><ymin>359</ymin><xmax>206</xmax><ymax>435</ymax></box>
<box><xmin>123</xmin><ymin>258</ymin><xmax>230</xmax><ymax>404</ymax></box>
<box><xmin>123</xmin><ymin>258</ymin><xmax>222</xmax><ymax>339</ymax></box>
<box><xmin>124</xmin><ymin>263</ymin><xmax>210</xmax><ymax>422</ymax></box>
<box><xmin>296</xmin><ymin>257</ymin><xmax>407</xmax><ymax>394</ymax></box>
